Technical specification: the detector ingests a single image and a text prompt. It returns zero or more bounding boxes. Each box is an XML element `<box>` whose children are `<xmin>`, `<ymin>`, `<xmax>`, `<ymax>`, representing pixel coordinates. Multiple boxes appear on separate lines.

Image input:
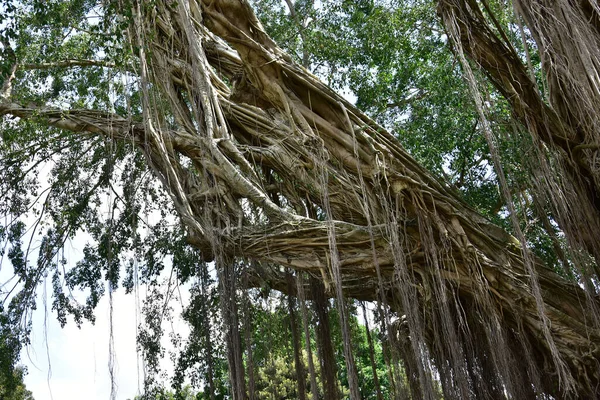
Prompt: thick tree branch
<box><xmin>0</xmin><ymin>102</ymin><xmax>142</xmax><ymax>141</ymax></box>
<box><xmin>18</xmin><ymin>59</ymin><xmax>118</xmax><ymax>71</ymax></box>
<box><xmin>0</xmin><ymin>39</ymin><xmax>17</xmax><ymax>100</ymax></box>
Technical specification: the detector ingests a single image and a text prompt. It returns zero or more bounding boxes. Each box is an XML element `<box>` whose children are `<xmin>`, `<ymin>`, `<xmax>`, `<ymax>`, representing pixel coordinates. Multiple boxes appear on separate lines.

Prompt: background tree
<box><xmin>0</xmin><ymin>366</ymin><xmax>34</xmax><ymax>400</ymax></box>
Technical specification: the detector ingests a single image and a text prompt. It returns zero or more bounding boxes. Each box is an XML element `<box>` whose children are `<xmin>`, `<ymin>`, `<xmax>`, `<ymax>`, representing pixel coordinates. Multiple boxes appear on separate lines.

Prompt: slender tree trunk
<box><xmin>265</xmin><ymin>319</ymin><xmax>280</xmax><ymax>400</ymax></box>
<box><xmin>219</xmin><ymin>260</ymin><xmax>247</xmax><ymax>400</ymax></box>
<box><xmin>375</xmin><ymin>301</ymin><xmax>404</xmax><ymax>400</ymax></box>
<box><xmin>397</xmin><ymin>326</ymin><xmax>426</xmax><ymax>400</ymax></box>
<box><xmin>200</xmin><ymin>267</ymin><xmax>217</xmax><ymax>400</ymax></box>
<box><xmin>379</xmin><ymin>328</ymin><xmax>398</xmax><ymax>400</ymax></box>
<box><xmin>243</xmin><ymin>274</ymin><xmax>256</xmax><ymax>400</ymax></box>
<box><xmin>361</xmin><ymin>302</ymin><xmax>384</xmax><ymax>400</ymax></box>
<box><xmin>342</xmin><ymin>300</ymin><xmax>361</xmax><ymax>399</ymax></box>
<box><xmin>204</xmin><ymin>325</ymin><xmax>217</xmax><ymax>400</ymax></box>
<box><xmin>296</xmin><ymin>273</ymin><xmax>320</xmax><ymax>400</ymax></box>
<box><xmin>287</xmin><ymin>273</ymin><xmax>307</xmax><ymax>400</ymax></box>
<box><xmin>311</xmin><ymin>277</ymin><xmax>339</xmax><ymax>400</ymax></box>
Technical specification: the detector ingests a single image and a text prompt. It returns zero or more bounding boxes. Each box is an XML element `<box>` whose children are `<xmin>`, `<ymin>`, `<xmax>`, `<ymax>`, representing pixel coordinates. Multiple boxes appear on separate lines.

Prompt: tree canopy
<box><xmin>0</xmin><ymin>365</ymin><xmax>34</xmax><ymax>400</ymax></box>
<box><xmin>1</xmin><ymin>0</ymin><xmax>600</xmax><ymax>399</ymax></box>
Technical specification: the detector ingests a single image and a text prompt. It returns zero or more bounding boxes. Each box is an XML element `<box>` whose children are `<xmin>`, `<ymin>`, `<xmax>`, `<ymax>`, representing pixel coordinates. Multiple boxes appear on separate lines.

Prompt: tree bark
<box><xmin>200</xmin><ymin>266</ymin><xmax>217</xmax><ymax>400</ymax></box>
<box><xmin>243</xmin><ymin>274</ymin><xmax>256</xmax><ymax>400</ymax></box>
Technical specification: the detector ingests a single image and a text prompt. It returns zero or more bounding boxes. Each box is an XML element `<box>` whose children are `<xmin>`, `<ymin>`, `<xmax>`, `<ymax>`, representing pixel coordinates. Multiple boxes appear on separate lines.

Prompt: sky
<box><xmin>0</xmin><ymin>152</ymin><xmax>140</xmax><ymax>399</ymax></box>
<box><xmin>0</xmin><ymin>224</ymin><xmax>191</xmax><ymax>400</ymax></box>
<box><xmin>0</xmin><ymin>131</ymin><xmax>195</xmax><ymax>399</ymax></box>
<box><xmin>19</xmin><ymin>271</ymin><xmax>191</xmax><ymax>400</ymax></box>
<box><xmin>23</xmin><ymin>289</ymin><xmax>142</xmax><ymax>400</ymax></box>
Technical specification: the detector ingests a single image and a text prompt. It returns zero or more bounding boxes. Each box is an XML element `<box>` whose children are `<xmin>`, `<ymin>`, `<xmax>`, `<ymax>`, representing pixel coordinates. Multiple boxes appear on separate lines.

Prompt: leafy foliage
<box><xmin>0</xmin><ymin>366</ymin><xmax>34</xmax><ymax>400</ymax></box>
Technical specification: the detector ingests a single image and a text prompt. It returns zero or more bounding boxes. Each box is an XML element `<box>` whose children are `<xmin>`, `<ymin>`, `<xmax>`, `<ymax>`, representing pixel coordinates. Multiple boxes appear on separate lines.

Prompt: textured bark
<box><xmin>2</xmin><ymin>0</ymin><xmax>600</xmax><ymax>398</ymax></box>
<box><xmin>201</xmin><ymin>270</ymin><xmax>217</xmax><ymax>400</ymax></box>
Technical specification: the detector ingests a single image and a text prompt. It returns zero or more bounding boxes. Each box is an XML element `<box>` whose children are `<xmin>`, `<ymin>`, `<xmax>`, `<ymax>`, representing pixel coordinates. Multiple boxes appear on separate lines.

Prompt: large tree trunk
<box><xmin>2</xmin><ymin>0</ymin><xmax>600</xmax><ymax>398</ymax></box>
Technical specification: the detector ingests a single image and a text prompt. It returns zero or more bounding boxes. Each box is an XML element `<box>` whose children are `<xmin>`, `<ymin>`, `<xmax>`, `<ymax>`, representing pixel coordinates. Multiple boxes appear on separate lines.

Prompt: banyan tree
<box><xmin>1</xmin><ymin>0</ymin><xmax>600</xmax><ymax>399</ymax></box>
